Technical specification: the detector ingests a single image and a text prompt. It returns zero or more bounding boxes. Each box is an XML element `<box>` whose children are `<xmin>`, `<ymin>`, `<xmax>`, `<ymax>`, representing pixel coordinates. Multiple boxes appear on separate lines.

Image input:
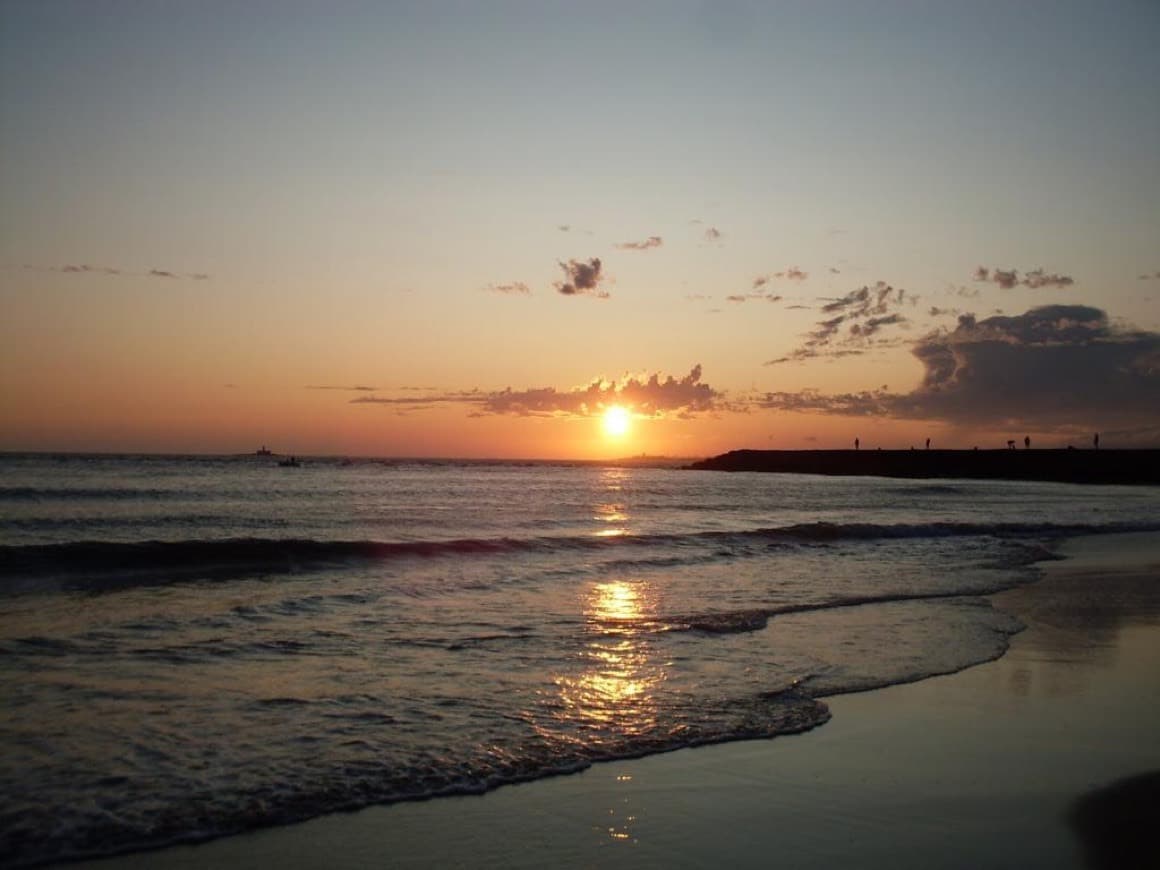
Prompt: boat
<box><xmin>278</xmin><ymin>456</ymin><xmax>301</xmax><ymax>468</ymax></box>
<box><xmin>255</xmin><ymin>445</ymin><xmax>273</xmax><ymax>456</ymax></box>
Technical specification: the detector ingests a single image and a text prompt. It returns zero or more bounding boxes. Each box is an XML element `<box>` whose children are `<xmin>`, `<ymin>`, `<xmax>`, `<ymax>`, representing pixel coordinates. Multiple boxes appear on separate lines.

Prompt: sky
<box><xmin>2</xmin><ymin>0</ymin><xmax>1158</xmax><ymax>458</ymax></box>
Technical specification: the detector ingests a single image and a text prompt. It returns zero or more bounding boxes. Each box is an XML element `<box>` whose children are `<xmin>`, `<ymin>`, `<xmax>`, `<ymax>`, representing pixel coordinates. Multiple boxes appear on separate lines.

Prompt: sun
<box><xmin>602</xmin><ymin>405</ymin><xmax>631</xmax><ymax>438</ymax></box>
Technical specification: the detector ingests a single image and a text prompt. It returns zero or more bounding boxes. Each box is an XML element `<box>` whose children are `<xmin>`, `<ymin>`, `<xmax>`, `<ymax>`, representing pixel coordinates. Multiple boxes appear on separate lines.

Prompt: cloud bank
<box><xmin>758</xmin><ymin>305</ymin><xmax>1159</xmax><ymax>431</ymax></box>
<box><xmin>351</xmin><ymin>366</ymin><xmax>721</xmax><ymax>419</ymax></box>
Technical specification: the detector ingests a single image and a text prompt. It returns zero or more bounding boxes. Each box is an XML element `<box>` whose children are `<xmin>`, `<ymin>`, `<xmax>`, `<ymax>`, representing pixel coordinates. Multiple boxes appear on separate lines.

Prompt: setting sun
<box><xmin>602</xmin><ymin>406</ymin><xmax>631</xmax><ymax>438</ymax></box>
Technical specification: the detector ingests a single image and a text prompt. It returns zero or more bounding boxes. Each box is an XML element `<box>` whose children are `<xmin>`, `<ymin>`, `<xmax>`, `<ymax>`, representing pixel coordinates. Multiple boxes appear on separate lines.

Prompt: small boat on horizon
<box><xmin>278</xmin><ymin>456</ymin><xmax>301</xmax><ymax>468</ymax></box>
<box><xmin>256</xmin><ymin>445</ymin><xmax>273</xmax><ymax>456</ymax></box>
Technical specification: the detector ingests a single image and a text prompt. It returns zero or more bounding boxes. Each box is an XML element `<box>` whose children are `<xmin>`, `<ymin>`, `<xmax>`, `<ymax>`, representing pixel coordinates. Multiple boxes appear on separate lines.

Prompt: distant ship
<box><xmin>255</xmin><ymin>446</ymin><xmax>273</xmax><ymax>456</ymax></box>
<box><xmin>278</xmin><ymin>456</ymin><xmax>301</xmax><ymax>468</ymax></box>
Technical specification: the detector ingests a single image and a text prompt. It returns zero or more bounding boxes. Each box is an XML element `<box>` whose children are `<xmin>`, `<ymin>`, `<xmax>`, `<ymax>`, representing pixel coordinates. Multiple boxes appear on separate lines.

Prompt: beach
<box><xmin>70</xmin><ymin>531</ymin><xmax>1160</xmax><ymax>870</ymax></box>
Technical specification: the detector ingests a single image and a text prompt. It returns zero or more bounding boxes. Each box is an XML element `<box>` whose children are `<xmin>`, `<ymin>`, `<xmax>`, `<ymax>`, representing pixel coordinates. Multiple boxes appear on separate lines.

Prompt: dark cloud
<box><xmin>704</xmin><ymin>227</ymin><xmax>723</xmax><ymax>242</ymax></box>
<box><xmin>752</xmin><ymin>275</ymin><xmax>769</xmax><ymax>290</ymax></box>
<box><xmin>615</xmin><ymin>236</ymin><xmax>663</xmax><ymax>251</ymax></box>
<box><xmin>555</xmin><ymin>258</ymin><xmax>608</xmax><ymax>298</ymax></box>
<box><xmin>485</xmin><ymin>281</ymin><xmax>531</xmax><ymax>295</ymax></box>
<box><xmin>757</xmin><ymin>305</ymin><xmax>1160</xmax><ymax>431</ymax></box>
<box><xmin>558</xmin><ymin>225</ymin><xmax>571</xmax><ymax>232</ymax></box>
<box><xmin>148</xmin><ymin>269</ymin><xmax>179</xmax><ymax>279</ymax></box>
<box><xmin>974</xmin><ymin>265</ymin><xmax>1075</xmax><ymax>290</ymax></box>
<box><xmin>190</xmin><ymin>273</ymin><xmax>210</xmax><ymax>281</ymax></box>
<box><xmin>1137</xmin><ymin>271</ymin><xmax>1160</xmax><ymax>281</ymax></box>
<box><xmin>307</xmin><ymin>385</ymin><xmax>378</xmax><ymax>392</ymax></box>
<box><xmin>829</xmin><ymin>267</ymin><xmax>841</xmax><ymax>275</ymax></box>
<box><xmin>767</xmin><ymin>281</ymin><xmax>910</xmax><ymax>365</ymax></box>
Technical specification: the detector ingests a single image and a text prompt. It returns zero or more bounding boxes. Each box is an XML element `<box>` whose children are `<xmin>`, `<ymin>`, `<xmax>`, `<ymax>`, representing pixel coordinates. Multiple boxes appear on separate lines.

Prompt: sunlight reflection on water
<box><xmin>555</xmin><ymin>580</ymin><xmax>665</xmax><ymax>740</ymax></box>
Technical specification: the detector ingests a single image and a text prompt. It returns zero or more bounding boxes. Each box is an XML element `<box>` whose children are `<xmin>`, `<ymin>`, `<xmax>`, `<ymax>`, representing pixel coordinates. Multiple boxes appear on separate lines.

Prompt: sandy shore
<box><xmin>72</xmin><ymin>533</ymin><xmax>1160</xmax><ymax>870</ymax></box>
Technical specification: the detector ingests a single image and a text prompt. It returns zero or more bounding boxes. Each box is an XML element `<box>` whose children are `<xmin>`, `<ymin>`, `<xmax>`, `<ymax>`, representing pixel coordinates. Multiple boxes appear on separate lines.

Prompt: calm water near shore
<box><xmin>2</xmin><ymin>453</ymin><xmax>1159</xmax><ymax>866</ymax></box>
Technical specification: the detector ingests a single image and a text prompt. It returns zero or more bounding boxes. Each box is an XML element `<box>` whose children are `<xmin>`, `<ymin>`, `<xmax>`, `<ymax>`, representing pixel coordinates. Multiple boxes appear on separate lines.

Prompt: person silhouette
<box><xmin>1094</xmin><ymin>432</ymin><xmax>1100</xmax><ymax>450</ymax></box>
<box><xmin>1024</xmin><ymin>436</ymin><xmax>1030</xmax><ymax>449</ymax></box>
<box><xmin>925</xmin><ymin>438</ymin><xmax>930</xmax><ymax>450</ymax></box>
<box><xmin>855</xmin><ymin>437</ymin><xmax>860</xmax><ymax>451</ymax></box>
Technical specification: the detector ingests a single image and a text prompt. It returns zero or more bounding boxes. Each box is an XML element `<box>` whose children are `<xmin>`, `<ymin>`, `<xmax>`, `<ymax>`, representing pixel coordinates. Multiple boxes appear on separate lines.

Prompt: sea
<box><xmin>2</xmin><ymin>452</ymin><xmax>1159</xmax><ymax>866</ymax></box>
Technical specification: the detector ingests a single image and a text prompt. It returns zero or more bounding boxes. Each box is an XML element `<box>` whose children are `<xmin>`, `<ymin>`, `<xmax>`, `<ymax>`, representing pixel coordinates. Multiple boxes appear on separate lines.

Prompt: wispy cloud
<box><xmin>727</xmin><ymin>292</ymin><xmax>781</xmax><ymax>304</ymax></box>
<box><xmin>555</xmin><ymin>258</ymin><xmax>608</xmax><ymax>298</ymax></box>
<box><xmin>485</xmin><ymin>281</ymin><xmax>531</xmax><ymax>295</ymax></box>
<box><xmin>615</xmin><ymin>236</ymin><xmax>663</xmax><ymax>251</ymax></box>
<box><xmin>307</xmin><ymin>385</ymin><xmax>378</xmax><ymax>392</ymax></box>
<box><xmin>766</xmin><ymin>282</ymin><xmax>910</xmax><ymax>365</ymax></box>
<box><xmin>753</xmin><ymin>267</ymin><xmax>808</xmax><ymax>288</ymax></box>
<box><xmin>1138</xmin><ymin>271</ymin><xmax>1160</xmax><ymax>281</ymax></box>
<box><xmin>15</xmin><ymin>263</ymin><xmax>210</xmax><ymax>280</ymax></box>
<box><xmin>974</xmin><ymin>266</ymin><xmax>1074</xmax><ymax>290</ymax></box>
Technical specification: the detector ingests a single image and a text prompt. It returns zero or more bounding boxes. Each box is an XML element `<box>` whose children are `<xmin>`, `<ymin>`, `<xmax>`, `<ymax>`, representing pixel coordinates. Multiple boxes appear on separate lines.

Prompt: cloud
<box><xmin>307</xmin><ymin>385</ymin><xmax>378</xmax><ymax>392</ymax></box>
<box><xmin>349</xmin><ymin>366</ymin><xmax>722</xmax><ymax>419</ymax></box>
<box><xmin>1138</xmin><ymin>271</ymin><xmax>1160</xmax><ymax>281</ymax></box>
<box><xmin>757</xmin><ymin>304</ymin><xmax>1160</xmax><ymax>431</ymax></box>
<box><xmin>754</xmin><ymin>267</ymin><xmax>808</xmax><ymax>287</ymax></box>
<box><xmin>555</xmin><ymin>257</ymin><xmax>608</xmax><ymax>298</ymax></box>
<box><xmin>704</xmin><ymin>227</ymin><xmax>723</xmax><ymax>242</ymax></box>
<box><xmin>766</xmin><ymin>281</ymin><xmax>910</xmax><ymax>364</ymax></box>
<box><xmin>59</xmin><ymin>264</ymin><xmax>121</xmax><ymax>275</ymax></box>
<box><xmin>829</xmin><ymin>267</ymin><xmax>841</xmax><ymax>275</ymax></box>
<box><xmin>483</xmin><ymin>365</ymin><xmax>719</xmax><ymax>417</ymax></box>
<box><xmin>974</xmin><ymin>265</ymin><xmax>1074</xmax><ymax>290</ymax></box>
<box><xmin>615</xmin><ymin>236</ymin><xmax>663</xmax><ymax>251</ymax></box>
<box><xmin>351</xmin><ymin>390</ymin><xmax>483</xmax><ymax>407</ymax></box>
<box><xmin>485</xmin><ymin>281</ymin><xmax>531</xmax><ymax>295</ymax></box>
<box><xmin>727</xmin><ymin>291</ymin><xmax>782</xmax><ymax>304</ymax></box>
<box><xmin>558</xmin><ymin>225</ymin><xmax>571</xmax><ymax>232</ymax></box>
<box><xmin>16</xmin><ymin>263</ymin><xmax>210</xmax><ymax>280</ymax></box>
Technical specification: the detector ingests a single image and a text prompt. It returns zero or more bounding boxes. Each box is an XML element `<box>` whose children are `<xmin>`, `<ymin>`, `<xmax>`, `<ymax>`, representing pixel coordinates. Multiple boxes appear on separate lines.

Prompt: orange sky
<box><xmin>2</xmin><ymin>3</ymin><xmax>1158</xmax><ymax>457</ymax></box>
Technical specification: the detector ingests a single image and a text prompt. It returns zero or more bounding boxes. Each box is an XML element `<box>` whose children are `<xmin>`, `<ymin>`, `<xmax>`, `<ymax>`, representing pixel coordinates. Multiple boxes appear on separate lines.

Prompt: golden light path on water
<box><xmin>556</xmin><ymin>468</ymin><xmax>667</xmax><ymax>844</ymax></box>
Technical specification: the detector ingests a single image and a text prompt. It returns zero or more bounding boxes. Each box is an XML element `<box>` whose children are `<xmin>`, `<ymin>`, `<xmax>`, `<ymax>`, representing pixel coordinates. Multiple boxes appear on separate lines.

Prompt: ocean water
<box><xmin>2</xmin><ymin>453</ymin><xmax>1159</xmax><ymax>866</ymax></box>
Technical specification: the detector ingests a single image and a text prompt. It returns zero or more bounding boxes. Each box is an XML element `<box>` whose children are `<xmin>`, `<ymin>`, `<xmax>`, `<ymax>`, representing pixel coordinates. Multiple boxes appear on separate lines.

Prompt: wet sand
<box><xmin>72</xmin><ymin>533</ymin><xmax>1160</xmax><ymax>870</ymax></box>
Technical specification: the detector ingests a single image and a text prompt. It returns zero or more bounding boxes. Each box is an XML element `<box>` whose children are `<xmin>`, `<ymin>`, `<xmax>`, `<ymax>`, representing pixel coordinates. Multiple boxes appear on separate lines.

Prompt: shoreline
<box><xmin>67</xmin><ymin>531</ymin><xmax>1160</xmax><ymax>869</ymax></box>
<box><xmin>688</xmin><ymin>448</ymin><xmax>1160</xmax><ymax>485</ymax></box>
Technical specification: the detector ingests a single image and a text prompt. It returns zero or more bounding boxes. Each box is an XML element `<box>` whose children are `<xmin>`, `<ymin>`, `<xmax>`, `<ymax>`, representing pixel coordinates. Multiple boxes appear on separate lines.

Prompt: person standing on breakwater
<box><xmin>1094</xmin><ymin>433</ymin><xmax>1100</xmax><ymax>449</ymax></box>
<box><xmin>926</xmin><ymin>438</ymin><xmax>931</xmax><ymax>450</ymax></box>
<box><xmin>1025</xmin><ymin>436</ymin><xmax>1031</xmax><ymax>449</ymax></box>
<box><xmin>855</xmin><ymin>438</ymin><xmax>860</xmax><ymax>451</ymax></box>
